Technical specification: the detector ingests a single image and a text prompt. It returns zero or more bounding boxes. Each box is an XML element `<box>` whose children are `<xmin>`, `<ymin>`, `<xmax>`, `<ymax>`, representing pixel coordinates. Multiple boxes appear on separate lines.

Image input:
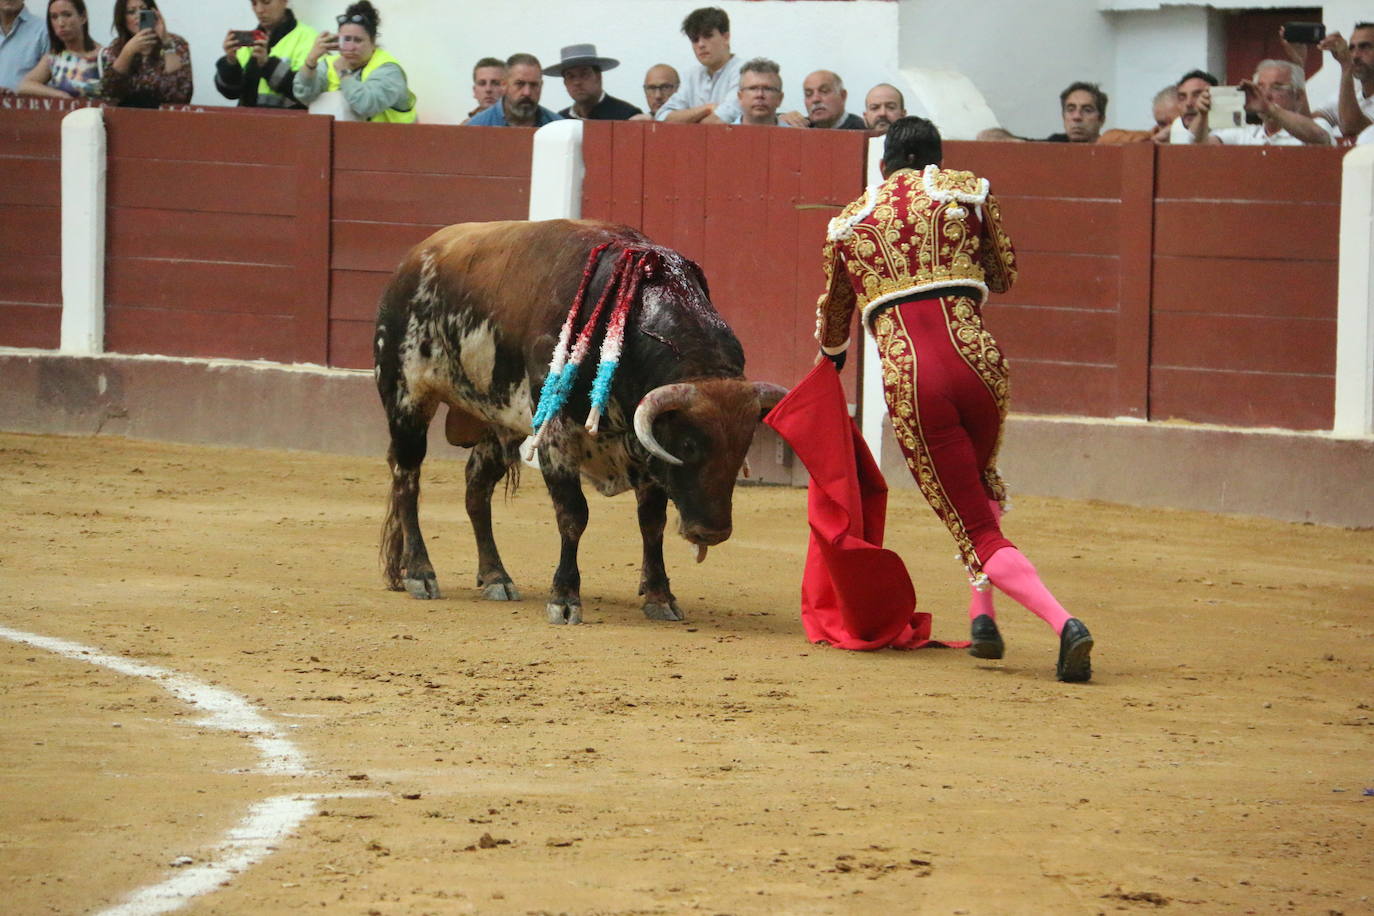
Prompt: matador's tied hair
<box><xmin>882</xmin><ymin>116</ymin><xmax>943</xmax><ymax>174</ymax></box>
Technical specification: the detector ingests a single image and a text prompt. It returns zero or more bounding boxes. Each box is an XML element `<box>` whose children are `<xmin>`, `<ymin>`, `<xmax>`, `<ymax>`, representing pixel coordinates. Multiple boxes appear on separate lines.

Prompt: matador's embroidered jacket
<box><xmin>815</xmin><ymin>164</ymin><xmax>1017</xmax><ymax>353</ymax></box>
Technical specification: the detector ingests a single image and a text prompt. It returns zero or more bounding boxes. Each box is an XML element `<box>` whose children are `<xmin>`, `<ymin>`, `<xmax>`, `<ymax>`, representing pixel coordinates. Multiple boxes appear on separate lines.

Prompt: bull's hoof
<box><xmin>546</xmin><ymin>601</ymin><xmax>583</xmax><ymax>625</ymax></box>
<box><xmin>404</xmin><ymin>574</ymin><xmax>441</xmax><ymax>600</ymax></box>
<box><xmin>643</xmin><ymin>599</ymin><xmax>685</xmax><ymax>622</ymax></box>
<box><xmin>481</xmin><ymin>581</ymin><xmax>521</xmax><ymax>601</ymax></box>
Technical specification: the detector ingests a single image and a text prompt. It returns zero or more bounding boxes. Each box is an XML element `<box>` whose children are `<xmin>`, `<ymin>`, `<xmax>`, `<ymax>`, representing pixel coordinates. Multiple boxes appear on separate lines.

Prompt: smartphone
<box><xmin>1283</xmin><ymin>21</ymin><xmax>1326</xmax><ymax>44</ymax></box>
<box><xmin>231</xmin><ymin>29</ymin><xmax>263</xmax><ymax>46</ymax></box>
<box><xmin>1207</xmin><ymin>85</ymin><xmax>1245</xmax><ymax>131</ymax></box>
<box><xmin>137</xmin><ymin>8</ymin><xmax>157</xmax><ymax>32</ymax></box>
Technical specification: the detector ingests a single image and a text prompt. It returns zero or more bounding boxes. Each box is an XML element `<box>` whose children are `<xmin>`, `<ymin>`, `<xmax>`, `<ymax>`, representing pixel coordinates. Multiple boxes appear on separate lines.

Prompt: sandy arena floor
<box><xmin>1</xmin><ymin>430</ymin><xmax>1371</xmax><ymax>915</ymax></box>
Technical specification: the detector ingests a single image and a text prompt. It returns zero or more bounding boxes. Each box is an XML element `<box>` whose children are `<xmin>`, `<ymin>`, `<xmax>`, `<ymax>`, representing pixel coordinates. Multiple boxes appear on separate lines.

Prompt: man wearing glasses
<box><xmin>1314</xmin><ymin>23</ymin><xmax>1374</xmax><ymax>137</ymax></box>
<box><xmin>731</xmin><ymin>58</ymin><xmax>789</xmax><ymax>126</ymax></box>
<box><xmin>640</xmin><ymin>64</ymin><xmax>679</xmax><ymax>117</ymax></box>
<box><xmin>1183</xmin><ymin>60</ymin><xmax>1332</xmax><ymax>145</ymax></box>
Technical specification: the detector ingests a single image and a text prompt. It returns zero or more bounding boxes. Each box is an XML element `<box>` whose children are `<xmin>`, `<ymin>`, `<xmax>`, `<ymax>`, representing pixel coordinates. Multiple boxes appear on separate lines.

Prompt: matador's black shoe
<box><xmin>1056</xmin><ymin>618</ymin><xmax>1094</xmax><ymax>683</ymax></box>
<box><xmin>968</xmin><ymin>614</ymin><xmax>1005</xmax><ymax>659</ymax></box>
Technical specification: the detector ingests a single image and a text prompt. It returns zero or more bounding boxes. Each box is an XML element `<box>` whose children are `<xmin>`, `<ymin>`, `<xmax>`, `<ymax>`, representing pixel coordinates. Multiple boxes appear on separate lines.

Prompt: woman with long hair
<box><xmin>18</xmin><ymin>0</ymin><xmax>102</xmax><ymax>99</ymax></box>
<box><xmin>294</xmin><ymin>1</ymin><xmax>415</xmax><ymax>123</ymax></box>
<box><xmin>100</xmin><ymin>0</ymin><xmax>191</xmax><ymax>107</ymax></box>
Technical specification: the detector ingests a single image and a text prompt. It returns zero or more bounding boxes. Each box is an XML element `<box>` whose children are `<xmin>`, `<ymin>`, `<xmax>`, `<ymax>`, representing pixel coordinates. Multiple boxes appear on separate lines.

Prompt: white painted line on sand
<box><xmin>0</xmin><ymin>625</ymin><xmax>339</xmax><ymax>915</ymax></box>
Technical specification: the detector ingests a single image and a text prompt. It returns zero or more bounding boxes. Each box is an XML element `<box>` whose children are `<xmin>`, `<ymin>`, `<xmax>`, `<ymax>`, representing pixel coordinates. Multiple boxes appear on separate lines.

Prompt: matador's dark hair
<box><xmin>882</xmin><ymin>116</ymin><xmax>943</xmax><ymax>173</ymax></box>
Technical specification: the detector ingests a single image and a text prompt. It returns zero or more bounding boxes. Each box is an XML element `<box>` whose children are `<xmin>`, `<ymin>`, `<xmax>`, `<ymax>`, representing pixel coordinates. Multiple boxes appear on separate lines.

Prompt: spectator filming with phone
<box><xmin>215</xmin><ymin>0</ymin><xmax>317</xmax><ymax>108</ymax></box>
<box><xmin>1182</xmin><ymin>59</ymin><xmax>1332</xmax><ymax>146</ymax></box>
<box><xmin>100</xmin><ymin>0</ymin><xmax>190</xmax><ymax>107</ymax></box>
<box><xmin>18</xmin><ymin>0</ymin><xmax>102</xmax><ymax>100</ymax></box>
<box><xmin>294</xmin><ymin>1</ymin><xmax>414</xmax><ymax>123</ymax></box>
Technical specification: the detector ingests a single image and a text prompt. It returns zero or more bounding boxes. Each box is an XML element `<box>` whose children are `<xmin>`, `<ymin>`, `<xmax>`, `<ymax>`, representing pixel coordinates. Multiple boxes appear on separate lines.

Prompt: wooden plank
<box><xmin>108</xmin><ymin>158</ymin><xmax>297</xmax><ymax>216</ymax></box>
<box><xmin>608</xmin><ymin>119</ymin><xmax>645</xmax><ymax>229</ymax></box>
<box><xmin>332</xmin><ymin>171</ymin><xmax>527</xmax><ymax>224</ymax></box>
<box><xmin>331</xmin><ymin>221</ymin><xmax>444</xmax><ymax>273</ymax></box>
<box><xmin>1007</xmin><ymin>361</ymin><xmax>1119</xmax><ymax>417</ymax></box>
<box><xmin>105</xmin><ymin>307</ymin><xmax>300</xmax><ymax>362</ymax></box>
<box><xmin>329</xmin><ymin>318</ymin><xmax>374</xmax><ymax>371</ymax></box>
<box><xmin>580</xmin><ymin>119</ymin><xmax>614</xmax><ymax>222</ymax></box>
<box><xmin>1150</xmin><ymin>366</ymin><xmax>1333</xmax><ymax>430</ymax></box>
<box><xmin>1155</xmin><ymin>145</ymin><xmax>1343</xmax><ymax>202</ymax></box>
<box><xmin>291</xmin><ymin>114</ymin><xmax>332</xmax><ymax>365</ymax></box>
<box><xmin>1152</xmin><ymin>256</ymin><xmax>1337</xmax><ymax>319</ymax></box>
<box><xmin>996</xmin><ymin>197</ymin><xmax>1120</xmax><ymax>255</ymax></box>
<box><xmin>106</xmin><ymin>260</ymin><xmax>300</xmax><ymax>315</ymax></box>
<box><xmin>0</xmin><ymin>205</ymin><xmax>60</xmax><ymax>256</ymax></box>
<box><xmin>1115</xmin><ymin>140</ymin><xmax>1155</xmax><ymax>419</ymax></box>
<box><xmin>763</xmin><ymin>126</ymin><xmax>805</xmax><ymax>388</ymax></box>
<box><xmin>330</xmin><ymin>269</ymin><xmax>391</xmax><ymax>323</ymax></box>
<box><xmin>0</xmin><ymin>158</ymin><xmax>59</xmax><ymax>206</ymax></box>
<box><xmin>0</xmin><ymin>303</ymin><xmax>60</xmax><ymax>349</ymax></box>
<box><xmin>0</xmin><ymin>108</ymin><xmax>66</xmax><ymax>157</ymax></box>
<box><xmin>105</xmin><ymin>107</ymin><xmax>306</xmax><ymax>165</ymax></box>
<box><xmin>996</xmin><ymin>252</ymin><xmax>1118</xmax><ymax>311</ymax></box>
<box><xmin>105</xmin><ymin>207</ymin><xmax>295</xmax><ymax>265</ymax></box>
<box><xmin>0</xmin><ymin>252</ymin><xmax>60</xmax><ymax>306</ymax></box>
<box><xmin>333</xmin><ymin>121</ymin><xmax>532</xmax><ymax>176</ymax></box>
<box><xmin>1152</xmin><ymin>312</ymin><xmax>1335</xmax><ymax>375</ymax></box>
<box><xmin>946</xmin><ymin>140</ymin><xmax>1123</xmax><ymax>200</ymax></box>
<box><xmin>1154</xmin><ymin>200</ymin><xmax>1338</xmax><ymax>260</ymax></box>
<box><xmin>985</xmin><ymin>304</ymin><xmax>1119</xmax><ymax>365</ymax></box>
<box><xmin>640</xmin><ymin>124</ymin><xmax>680</xmax><ymax>246</ymax></box>
<box><xmin>668</xmin><ymin>125</ymin><xmax>709</xmax><ymax>261</ymax></box>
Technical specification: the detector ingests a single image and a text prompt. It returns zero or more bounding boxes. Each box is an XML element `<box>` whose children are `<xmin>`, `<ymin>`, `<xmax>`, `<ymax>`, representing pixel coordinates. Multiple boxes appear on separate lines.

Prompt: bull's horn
<box><xmin>633</xmin><ymin>382</ymin><xmax>700</xmax><ymax>466</ymax></box>
<box><xmin>753</xmin><ymin>382</ymin><xmax>789</xmax><ymax>417</ymax></box>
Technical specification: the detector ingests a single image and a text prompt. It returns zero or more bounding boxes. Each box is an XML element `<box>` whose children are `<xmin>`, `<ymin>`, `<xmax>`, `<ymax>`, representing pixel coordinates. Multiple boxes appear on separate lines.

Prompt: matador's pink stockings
<box><xmin>979</xmin><ymin>546</ymin><xmax>1074</xmax><ymax>635</ymax></box>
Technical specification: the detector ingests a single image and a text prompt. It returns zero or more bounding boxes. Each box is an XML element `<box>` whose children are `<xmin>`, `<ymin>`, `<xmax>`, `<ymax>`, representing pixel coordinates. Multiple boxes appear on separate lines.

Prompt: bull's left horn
<box><xmin>753</xmin><ymin>382</ymin><xmax>789</xmax><ymax>418</ymax></box>
<box><xmin>633</xmin><ymin>383</ymin><xmax>700</xmax><ymax>466</ymax></box>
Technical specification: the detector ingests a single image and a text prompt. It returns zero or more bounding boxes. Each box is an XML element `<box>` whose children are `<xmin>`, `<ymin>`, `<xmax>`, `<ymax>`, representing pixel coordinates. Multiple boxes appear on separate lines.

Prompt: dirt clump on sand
<box><xmin>1</xmin><ymin>431</ymin><xmax>1371</xmax><ymax>914</ymax></box>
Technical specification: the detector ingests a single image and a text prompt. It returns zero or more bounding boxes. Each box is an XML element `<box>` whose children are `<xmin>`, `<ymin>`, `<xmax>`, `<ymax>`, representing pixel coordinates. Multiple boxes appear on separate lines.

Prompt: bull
<box><xmin>374</xmin><ymin>219</ymin><xmax>786</xmax><ymax>624</ymax></box>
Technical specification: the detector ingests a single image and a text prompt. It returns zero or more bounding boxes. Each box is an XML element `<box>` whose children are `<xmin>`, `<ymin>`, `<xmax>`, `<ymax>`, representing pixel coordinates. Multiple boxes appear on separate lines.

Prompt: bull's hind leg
<box><xmin>635</xmin><ymin>481</ymin><xmax>683</xmax><ymax>621</ymax></box>
<box><xmin>539</xmin><ymin>456</ymin><xmax>588</xmax><ymax>625</ymax></box>
<box><xmin>380</xmin><ymin>403</ymin><xmax>441</xmax><ymax>599</ymax></box>
<box><xmin>465</xmin><ymin>430</ymin><xmax>522</xmax><ymax>601</ymax></box>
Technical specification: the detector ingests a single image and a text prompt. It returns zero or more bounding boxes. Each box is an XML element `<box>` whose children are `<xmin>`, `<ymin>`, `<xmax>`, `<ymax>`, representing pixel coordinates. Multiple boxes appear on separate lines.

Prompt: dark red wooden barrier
<box><xmin>0</xmin><ymin>108</ymin><xmax>64</xmax><ymax>349</ymax></box>
<box><xmin>104</xmin><ymin>107</ymin><xmax>332</xmax><ymax>363</ymax></box>
<box><xmin>582</xmin><ymin>120</ymin><xmax>865</xmax><ymax>396</ymax></box>
<box><xmin>328</xmin><ymin>123</ymin><xmax>532</xmax><ymax>368</ymax></box>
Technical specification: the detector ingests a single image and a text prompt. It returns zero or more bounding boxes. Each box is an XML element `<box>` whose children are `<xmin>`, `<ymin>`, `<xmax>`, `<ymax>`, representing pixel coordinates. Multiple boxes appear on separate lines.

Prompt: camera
<box><xmin>231</xmin><ymin>29</ymin><xmax>264</xmax><ymax>46</ymax></box>
<box><xmin>137</xmin><ymin>9</ymin><xmax>157</xmax><ymax>32</ymax></box>
<box><xmin>1283</xmin><ymin>22</ymin><xmax>1326</xmax><ymax>44</ymax></box>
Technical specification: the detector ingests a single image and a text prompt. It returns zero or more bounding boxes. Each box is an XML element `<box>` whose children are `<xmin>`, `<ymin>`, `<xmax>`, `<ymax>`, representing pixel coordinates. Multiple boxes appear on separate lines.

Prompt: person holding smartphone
<box><xmin>17</xmin><ymin>0</ymin><xmax>102</xmax><ymax>100</ymax></box>
<box><xmin>214</xmin><ymin>0</ymin><xmax>317</xmax><ymax>108</ymax></box>
<box><xmin>100</xmin><ymin>0</ymin><xmax>190</xmax><ymax>107</ymax></box>
<box><xmin>294</xmin><ymin>1</ymin><xmax>414</xmax><ymax>123</ymax></box>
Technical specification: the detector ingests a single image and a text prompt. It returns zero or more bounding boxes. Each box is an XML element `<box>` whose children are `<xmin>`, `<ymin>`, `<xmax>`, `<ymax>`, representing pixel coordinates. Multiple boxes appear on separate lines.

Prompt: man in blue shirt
<box><xmin>467</xmin><ymin>53</ymin><xmax>563</xmax><ymax>127</ymax></box>
<box><xmin>0</xmin><ymin>0</ymin><xmax>48</xmax><ymax>92</ymax></box>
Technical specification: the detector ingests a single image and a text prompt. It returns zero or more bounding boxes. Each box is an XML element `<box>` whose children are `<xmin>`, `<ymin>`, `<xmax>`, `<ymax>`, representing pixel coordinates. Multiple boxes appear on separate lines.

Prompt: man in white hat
<box><xmin>544</xmin><ymin>42</ymin><xmax>642</xmax><ymax>120</ymax></box>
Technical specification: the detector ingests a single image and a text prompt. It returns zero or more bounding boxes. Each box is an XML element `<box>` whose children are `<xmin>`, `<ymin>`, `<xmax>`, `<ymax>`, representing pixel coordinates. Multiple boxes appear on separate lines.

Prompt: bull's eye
<box><xmin>677</xmin><ymin>437</ymin><xmax>702</xmax><ymax>464</ymax></box>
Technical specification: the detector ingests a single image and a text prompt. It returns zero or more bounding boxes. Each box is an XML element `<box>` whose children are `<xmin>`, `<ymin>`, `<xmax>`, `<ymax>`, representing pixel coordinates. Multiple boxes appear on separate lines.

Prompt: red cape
<box><xmin>764</xmin><ymin>361</ymin><xmax>965</xmax><ymax>650</ymax></box>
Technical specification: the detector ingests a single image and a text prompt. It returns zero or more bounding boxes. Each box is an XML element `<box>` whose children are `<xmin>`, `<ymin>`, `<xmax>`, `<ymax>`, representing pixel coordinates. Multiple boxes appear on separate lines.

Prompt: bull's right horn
<box><xmin>633</xmin><ymin>383</ymin><xmax>700</xmax><ymax>466</ymax></box>
<box><xmin>753</xmin><ymin>382</ymin><xmax>789</xmax><ymax>417</ymax></box>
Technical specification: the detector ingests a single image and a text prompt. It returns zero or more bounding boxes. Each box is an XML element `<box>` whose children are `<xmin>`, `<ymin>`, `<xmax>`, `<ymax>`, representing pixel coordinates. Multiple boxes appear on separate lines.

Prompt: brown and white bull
<box><xmin>374</xmin><ymin>219</ymin><xmax>785</xmax><ymax>624</ymax></box>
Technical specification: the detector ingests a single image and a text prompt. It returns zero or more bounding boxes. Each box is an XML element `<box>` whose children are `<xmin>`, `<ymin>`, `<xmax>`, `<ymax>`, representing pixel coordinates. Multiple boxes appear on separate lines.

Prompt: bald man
<box><xmin>803</xmin><ymin>69</ymin><xmax>866</xmax><ymax>129</ymax></box>
<box><xmin>863</xmin><ymin>83</ymin><xmax>907</xmax><ymax>134</ymax></box>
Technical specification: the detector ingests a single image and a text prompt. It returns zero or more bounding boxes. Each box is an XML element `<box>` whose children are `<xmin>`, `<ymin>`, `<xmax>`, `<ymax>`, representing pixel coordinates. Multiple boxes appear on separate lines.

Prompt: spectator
<box><xmin>863</xmin><ymin>82</ymin><xmax>906</xmax><ymax>134</ymax></box>
<box><xmin>18</xmin><ymin>0</ymin><xmax>101</xmax><ymax>100</ymax></box>
<box><xmin>802</xmin><ymin>70</ymin><xmax>865</xmax><ymax>129</ymax></box>
<box><xmin>1185</xmin><ymin>59</ymin><xmax>1332</xmax><ymax>146</ymax></box>
<box><xmin>467</xmin><ymin>52</ymin><xmax>561</xmax><ymax>127</ymax></box>
<box><xmin>1169</xmin><ymin>68</ymin><xmax>1218</xmax><ymax>142</ymax></box>
<box><xmin>215</xmin><ymin>0</ymin><xmax>318</xmax><ymax>109</ymax></box>
<box><xmin>978</xmin><ymin>81</ymin><xmax>1105</xmax><ymax>142</ymax></box>
<box><xmin>1096</xmin><ymin>85</ymin><xmax>1179</xmax><ymax>144</ymax></box>
<box><xmin>464</xmin><ymin>56</ymin><xmax>503</xmax><ymax>121</ymax></box>
<box><xmin>544</xmin><ymin>43</ymin><xmax>640</xmax><ymax>120</ymax></box>
<box><xmin>1313</xmin><ymin>23</ymin><xmax>1374</xmax><ymax>137</ymax></box>
<box><xmin>655</xmin><ymin>6</ymin><xmax>742</xmax><ymax>124</ymax></box>
<box><xmin>295</xmin><ymin>1</ymin><xmax>414</xmax><ymax>123</ymax></box>
<box><xmin>732</xmin><ymin>57</ymin><xmax>788</xmax><ymax>126</ymax></box>
<box><xmin>641</xmin><ymin>62</ymin><xmax>678</xmax><ymax>116</ymax></box>
<box><xmin>0</xmin><ymin>0</ymin><xmax>49</xmax><ymax>93</ymax></box>
<box><xmin>100</xmin><ymin>0</ymin><xmax>191</xmax><ymax>108</ymax></box>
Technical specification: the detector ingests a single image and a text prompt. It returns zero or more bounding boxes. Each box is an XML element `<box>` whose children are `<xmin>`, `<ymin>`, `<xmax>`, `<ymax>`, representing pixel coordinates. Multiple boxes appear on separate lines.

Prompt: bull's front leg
<box><xmin>540</xmin><ymin>457</ymin><xmax>588</xmax><ymax>625</ymax></box>
<box><xmin>464</xmin><ymin>431</ymin><xmax>521</xmax><ymax>600</ymax></box>
<box><xmin>635</xmin><ymin>481</ymin><xmax>684</xmax><ymax>621</ymax></box>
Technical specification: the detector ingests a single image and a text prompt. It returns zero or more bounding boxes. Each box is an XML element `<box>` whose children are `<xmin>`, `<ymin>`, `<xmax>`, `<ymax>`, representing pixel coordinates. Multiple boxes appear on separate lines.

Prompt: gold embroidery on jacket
<box><xmin>942</xmin><ymin>294</ymin><xmax>1011</xmax><ymax>506</ymax></box>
